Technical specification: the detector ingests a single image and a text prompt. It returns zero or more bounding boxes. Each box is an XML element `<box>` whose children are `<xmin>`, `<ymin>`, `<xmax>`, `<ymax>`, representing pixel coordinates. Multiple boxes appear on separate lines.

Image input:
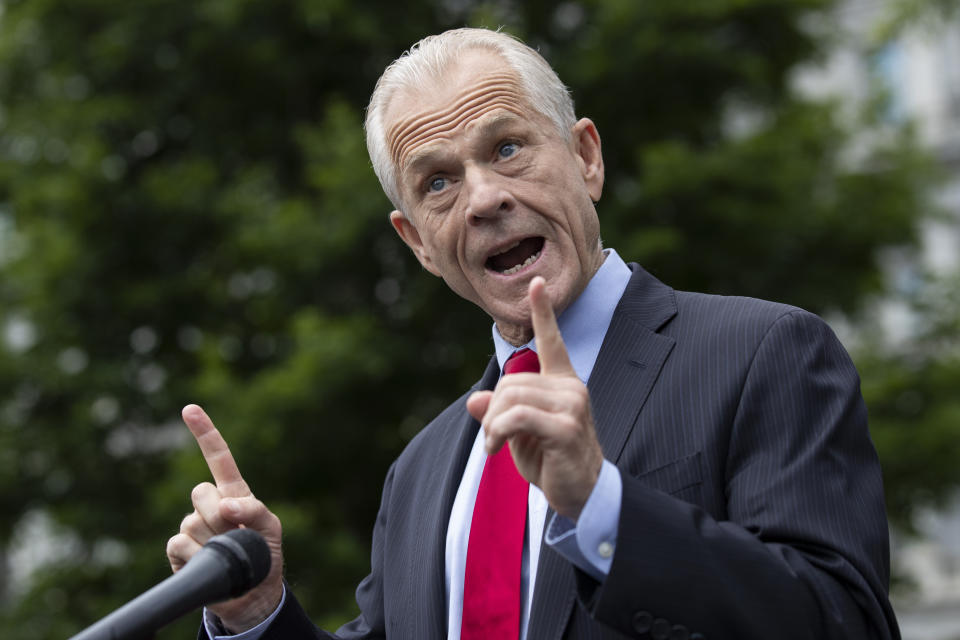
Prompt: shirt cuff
<box><xmin>203</xmin><ymin>585</ymin><xmax>287</xmax><ymax>640</ymax></box>
<box><xmin>545</xmin><ymin>459</ymin><xmax>621</xmax><ymax>582</ymax></box>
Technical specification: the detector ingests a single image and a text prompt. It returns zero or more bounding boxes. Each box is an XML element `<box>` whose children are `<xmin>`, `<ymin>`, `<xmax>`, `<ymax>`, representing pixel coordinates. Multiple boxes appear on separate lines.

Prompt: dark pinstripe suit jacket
<box><xmin>245</xmin><ymin>264</ymin><xmax>899</xmax><ymax>640</ymax></box>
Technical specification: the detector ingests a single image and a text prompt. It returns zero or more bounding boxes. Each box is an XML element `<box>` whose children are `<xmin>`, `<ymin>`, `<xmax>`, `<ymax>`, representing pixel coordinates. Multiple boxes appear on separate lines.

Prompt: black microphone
<box><xmin>69</xmin><ymin>528</ymin><xmax>271</xmax><ymax>640</ymax></box>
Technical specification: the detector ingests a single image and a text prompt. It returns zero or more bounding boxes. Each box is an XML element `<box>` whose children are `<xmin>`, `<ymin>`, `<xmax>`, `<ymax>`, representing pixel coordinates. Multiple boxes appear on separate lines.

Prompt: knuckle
<box><xmin>179</xmin><ymin>511</ymin><xmax>202</xmax><ymax>535</ymax></box>
<box><xmin>513</xmin><ymin>404</ymin><xmax>534</xmax><ymax>422</ymax></box>
<box><xmin>497</xmin><ymin>405</ymin><xmax>530</xmax><ymax>433</ymax></box>
<box><xmin>486</xmin><ymin>419</ymin><xmax>507</xmax><ymax>443</ymax></box>
<box><xmin>166</xmin><ymin>534</ymin><xmax>187</xmax><ymax>558</ymax></box>
<box><xmin>493</xmin><ymin>378</ymin><xmax>517</xmax><ymax>397</ymax></box>
<box><xmin>191</xmin><ymin>482</ymin><xmax>216</xmax><ymax>503</ymax></box>
<box><xmin>500</xmin><ymin>385</ymin><xmax>524</xmax><ymax>405</ymax></box>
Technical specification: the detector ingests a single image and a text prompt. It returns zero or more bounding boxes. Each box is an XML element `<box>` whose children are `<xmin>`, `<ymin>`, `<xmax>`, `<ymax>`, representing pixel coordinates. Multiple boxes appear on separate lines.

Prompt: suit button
<box><xmin>632</xmin><ymin>611</ymin><xmax>653</xmax><ymax>633</ymax></box>
<box><xmin>670</xmin><ymin>625</ymin><xmax>690</xmax><ymax>640</ymax></box>
<box><xmin>651</xmin><ymin>618</ymin><xmax>671</xmax><ymax>639</ymax></box>
<box><xmin>689</xmin><ymin>634</ymin><xmax>705</xmax><ymax>639</ymax></box>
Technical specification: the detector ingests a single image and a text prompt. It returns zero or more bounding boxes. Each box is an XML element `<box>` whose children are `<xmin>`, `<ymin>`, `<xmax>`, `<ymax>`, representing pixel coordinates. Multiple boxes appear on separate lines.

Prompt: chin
<box><xmin>543</xmin><ymin>277</ymin><xmax>580</xmax><ymax>314</ymax></box>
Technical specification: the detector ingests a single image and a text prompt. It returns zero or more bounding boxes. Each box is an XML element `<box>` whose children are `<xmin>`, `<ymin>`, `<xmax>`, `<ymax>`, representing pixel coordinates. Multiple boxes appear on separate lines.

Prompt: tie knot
<box><xmin>504</xmin><ymin>348</ymin><xmax>540</xmax><ymax>375</ymax></box>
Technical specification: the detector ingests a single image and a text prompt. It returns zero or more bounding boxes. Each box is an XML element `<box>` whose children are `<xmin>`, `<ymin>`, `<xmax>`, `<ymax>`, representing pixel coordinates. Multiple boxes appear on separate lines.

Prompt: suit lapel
<box><xmin>527</xmin><ymin>265</ymin><xmax>677</xmax><ymax>639</ymax></box>
<box><xmin>591</xmin><ymin>264</ymin><xmax>677</xmax><ymax>462</ymax></box>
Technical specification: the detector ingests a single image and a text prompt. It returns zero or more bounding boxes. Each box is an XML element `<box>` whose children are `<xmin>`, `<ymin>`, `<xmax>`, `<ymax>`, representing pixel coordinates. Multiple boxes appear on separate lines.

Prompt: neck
<box><xmin>498</xmin><ymin>324</ymin><xmax>534</xmax><ymax>347</ymax></box>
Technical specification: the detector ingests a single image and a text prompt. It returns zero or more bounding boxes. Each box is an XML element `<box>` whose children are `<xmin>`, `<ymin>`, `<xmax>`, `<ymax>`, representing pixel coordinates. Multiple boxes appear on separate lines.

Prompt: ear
<box><xmin>390</xmin><ymin>210</ymin><xmax>442</xmax><ymax>277</ymax></box>
<box><xmin>571</xmin><ymin>118</ymin><xmax>604</xmax><ymax>202</ymax></box>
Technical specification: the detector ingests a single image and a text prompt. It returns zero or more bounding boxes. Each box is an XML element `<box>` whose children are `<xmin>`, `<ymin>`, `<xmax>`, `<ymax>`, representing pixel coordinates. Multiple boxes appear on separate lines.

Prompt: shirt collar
<box><xmin>492</xmin><ymin>248</ymin><xmax>632</xmax><ymax>383</ymax></box>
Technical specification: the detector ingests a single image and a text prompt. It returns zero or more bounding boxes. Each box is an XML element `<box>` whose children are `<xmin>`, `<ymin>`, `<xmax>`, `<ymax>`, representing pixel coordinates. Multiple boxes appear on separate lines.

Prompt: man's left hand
<box><xmin>466</xmin><ymin>276</ymin><xmax>605</xmax><ymax>520</ymax></box>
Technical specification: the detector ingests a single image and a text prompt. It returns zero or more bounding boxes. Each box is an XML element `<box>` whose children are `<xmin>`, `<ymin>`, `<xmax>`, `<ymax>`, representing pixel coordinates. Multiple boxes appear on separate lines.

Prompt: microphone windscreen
<box><xmin>204</xmin><ymin>528</ymin><xmax>271</xmax><ymax>597</ymax></box>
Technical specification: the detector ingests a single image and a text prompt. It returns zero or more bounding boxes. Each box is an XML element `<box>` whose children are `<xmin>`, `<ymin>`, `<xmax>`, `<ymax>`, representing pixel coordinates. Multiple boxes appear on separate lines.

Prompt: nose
<box><xmin>463</xmin><ymin>165</ymin><xmax>514</xmax><ymax>224</ymax></box>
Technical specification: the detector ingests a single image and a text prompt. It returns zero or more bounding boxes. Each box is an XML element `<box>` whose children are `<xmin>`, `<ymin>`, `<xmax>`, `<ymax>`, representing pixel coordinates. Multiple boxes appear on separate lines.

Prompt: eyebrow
<box><xmin>401</xmin><ymin>111</ymin><xmax>525</xmax><ymax>179</ymax></box>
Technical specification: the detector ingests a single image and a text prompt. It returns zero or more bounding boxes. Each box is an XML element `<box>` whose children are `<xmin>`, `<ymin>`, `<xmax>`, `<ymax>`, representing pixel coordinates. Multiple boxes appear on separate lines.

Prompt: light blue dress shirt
<box><xmin>206</xmin><ymin>249</ymin><xmax>632</xmax><ymax>640</ymax></box>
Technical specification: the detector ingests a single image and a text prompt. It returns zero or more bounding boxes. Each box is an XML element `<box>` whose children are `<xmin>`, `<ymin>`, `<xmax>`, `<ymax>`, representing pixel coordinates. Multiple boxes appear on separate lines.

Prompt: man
<box><xmin>166</xmin><ymin>28</ymin><xmax>900</xmax><ymax>639</ymax></box>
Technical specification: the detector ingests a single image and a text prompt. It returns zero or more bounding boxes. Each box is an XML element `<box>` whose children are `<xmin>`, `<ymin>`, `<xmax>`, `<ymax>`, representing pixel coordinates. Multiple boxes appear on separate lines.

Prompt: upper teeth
<box><xmin>502</xmin><ymin>250</ymin><xmax>541</xmax><ymax>275</ymax></box>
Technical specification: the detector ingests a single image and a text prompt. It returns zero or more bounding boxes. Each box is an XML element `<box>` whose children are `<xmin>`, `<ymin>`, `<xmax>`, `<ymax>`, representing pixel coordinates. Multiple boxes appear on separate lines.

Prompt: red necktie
<box><xmin>462</xmin><ymin>348</ymin><xmax>540</xmax><ymax>639</ymax></box>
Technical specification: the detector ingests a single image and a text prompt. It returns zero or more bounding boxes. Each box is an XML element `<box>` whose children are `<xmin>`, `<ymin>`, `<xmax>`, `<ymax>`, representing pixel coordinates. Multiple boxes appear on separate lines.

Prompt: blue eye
<box><xmin>427</xmin><ymin>176</ymin><xmax>446</xmax><ymax>192</ymax></box>
<box><xmin>498</xmin><ymin>142</ymin><xmax>517</xmax><ymax>158</ymax></box>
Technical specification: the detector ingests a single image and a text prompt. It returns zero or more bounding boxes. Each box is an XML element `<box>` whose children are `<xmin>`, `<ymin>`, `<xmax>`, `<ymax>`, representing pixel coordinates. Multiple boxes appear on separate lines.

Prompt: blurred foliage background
<box><xmin>0</xmin><ymin>0</ymin><xmax>957</xmax><ymax>637</ymax></box>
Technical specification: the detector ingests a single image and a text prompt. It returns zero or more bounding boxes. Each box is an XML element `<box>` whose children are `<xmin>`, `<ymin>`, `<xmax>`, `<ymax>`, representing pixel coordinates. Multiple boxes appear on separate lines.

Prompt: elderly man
<box><xmin>166</xmin><ymin>28</ymin><xmax>899</xmax><ymax>640</ymax></box>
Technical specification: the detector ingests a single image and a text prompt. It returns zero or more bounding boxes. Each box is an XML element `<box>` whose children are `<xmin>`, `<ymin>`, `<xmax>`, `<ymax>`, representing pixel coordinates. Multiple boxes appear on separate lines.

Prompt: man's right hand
<box><xmin>166</xmin><ymin>404</ymin><xmax>285</xmax><ymax>633</ymax></box>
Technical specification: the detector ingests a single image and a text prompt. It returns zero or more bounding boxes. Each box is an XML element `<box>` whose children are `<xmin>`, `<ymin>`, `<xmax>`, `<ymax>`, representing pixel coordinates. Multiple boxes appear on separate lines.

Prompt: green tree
<box><xmin>849</xmin><ymin>0</ymin><xmax>960</xmax><ymax>548</ymax></box>
<box><xmin>858</xmin><ymin>272</ymin><xmax>960</xmax><ymax>535</ymax></box>
<box><xmin>0</xmin><ymin>0</ymin><xmax>936</xmax><ymax>637</ymax></box>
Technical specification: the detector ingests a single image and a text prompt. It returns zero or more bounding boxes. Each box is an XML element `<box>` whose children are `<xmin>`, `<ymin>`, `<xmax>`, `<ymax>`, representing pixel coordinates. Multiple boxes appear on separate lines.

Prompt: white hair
<box><xmin>364</xmin><ymin>27</ymin><xmax>577</xmax><ymax>211</ymax></box>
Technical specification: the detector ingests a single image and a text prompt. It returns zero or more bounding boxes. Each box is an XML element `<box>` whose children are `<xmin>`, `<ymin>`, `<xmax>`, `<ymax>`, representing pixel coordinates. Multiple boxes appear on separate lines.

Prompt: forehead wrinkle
<box><xmin>392</xmin><ymin>75</ymin><xmax>518</xmax><ymax>140</ymax></box>
<box><xmin>387</xmin><ymin>71</ymin><xmax>526</xmax><ymax>171</ymax></box>
<box><xmin>389</xmin><ymin>87</ymin><xmax>521</xmax><ymax>170</ymax></box>
<box><xmin>387</xmin><ymin>71</ymin><xmax>520</xmax><ymax>143</ymax></box>
<box><xmin>401</xmin><ymin>111</ymin><xmax>526</xmax><ymax>180</ymax></box>
<box><xmin>395</xmin><ymin>97</ymin><xmax>526</xmax><ymax>175</ymax></box>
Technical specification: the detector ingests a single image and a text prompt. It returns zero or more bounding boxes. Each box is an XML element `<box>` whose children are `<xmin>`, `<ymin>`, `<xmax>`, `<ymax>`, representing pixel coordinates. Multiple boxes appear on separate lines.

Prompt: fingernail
<box><xmin>224</xmin><ymin>499</ymin><xmax>241</xmax><ymax>515</ymax></box>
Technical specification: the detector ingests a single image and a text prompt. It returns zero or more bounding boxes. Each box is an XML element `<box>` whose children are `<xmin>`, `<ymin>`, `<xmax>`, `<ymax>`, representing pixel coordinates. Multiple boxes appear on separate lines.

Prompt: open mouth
<box><xmin>486</xmin><ymin>236</ymin><xmax>545</xmax><ymax>275</ymax></box>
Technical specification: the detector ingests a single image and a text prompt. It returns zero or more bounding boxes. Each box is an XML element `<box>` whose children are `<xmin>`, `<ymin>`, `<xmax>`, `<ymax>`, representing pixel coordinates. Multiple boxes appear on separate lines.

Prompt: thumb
<box><xmin>466</xmin><ymin>390</ymin><xmax>493</xmax><ymax>423</ymax></box>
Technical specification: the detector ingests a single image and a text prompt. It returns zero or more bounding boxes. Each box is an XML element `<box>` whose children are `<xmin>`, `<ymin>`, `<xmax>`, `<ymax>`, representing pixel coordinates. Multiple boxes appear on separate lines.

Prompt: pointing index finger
<box><xmin>182</xmin><ymin>404</ymin><xmax>251</xmax><ymax>498</ymax></box>
<box><xmin>529</xmin><ymin>276</ymin><xmax>575</xmax><ymax>376</ymax></box>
